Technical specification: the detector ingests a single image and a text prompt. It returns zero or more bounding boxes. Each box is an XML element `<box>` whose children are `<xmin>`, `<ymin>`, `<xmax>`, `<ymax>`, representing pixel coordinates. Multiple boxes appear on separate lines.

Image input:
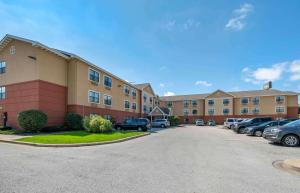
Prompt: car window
<box><xmin>279</xmin><ymin>121</ymin><xmax>288</xmax><ymax>126</ymax></box>
<box><xmin>285</xmin><ymin>119</ymin><xmax>300</xmax><ymax>127</ymax></box>
<box><xmin>228</xmin><ymin>119</ymin><xmax>233</xmax><ymax>122</ymax></box>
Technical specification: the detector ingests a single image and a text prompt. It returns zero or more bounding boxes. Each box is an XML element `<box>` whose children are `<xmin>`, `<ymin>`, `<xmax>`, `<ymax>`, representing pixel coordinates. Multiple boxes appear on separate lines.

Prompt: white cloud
<box><xmin>164</xmin><ymin>91</ymin><xmax>175</xmax><ymax>96</ymax></box>
<box><xmin>159</xmin><ymin>83</ymin><xmax>165</xmax><ymax>88</ymax></box>
<box><xmin>289</xmin><ymin>60</ymin><xmax>300</xmax><ymax>81</ymax></box>
<box><xmin>183</xmin><ymin>19</ymin><xmax>200</xmax><ymax>30</ymax></box>
<box><xmin>225</xmin><ymin>3</ymin><xmax>254</xmax><ymax>31</ymax></box>
<box><xmin>195</xmin><ymin>80</ymin><xmax>213</xmax><ymax>87</ymax></box>
<box><xmin>242</xmin><ymin>63</ymin><xmax>286</xmax><ymax>84</ymax></box>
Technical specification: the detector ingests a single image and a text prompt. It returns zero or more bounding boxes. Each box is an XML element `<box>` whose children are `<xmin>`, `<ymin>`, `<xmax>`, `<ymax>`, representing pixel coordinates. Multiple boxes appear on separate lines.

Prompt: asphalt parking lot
<box><xmin>0</xmin><ymin>125</ymin><xmax>299</xmax><ymax>193</ymax></box>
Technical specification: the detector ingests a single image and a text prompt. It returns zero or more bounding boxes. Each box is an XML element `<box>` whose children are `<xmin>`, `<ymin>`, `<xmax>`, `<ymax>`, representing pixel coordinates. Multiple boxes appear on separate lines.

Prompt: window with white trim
<box><xmin>208</xmin><ymin>109</ymin><xmax>214</xmax><ymax>115</ymax></box>
<box><xmin>124</xmin><ymin>100</ymin><xmax>130</xmax><ymax>109</ymax></box>
<box><xmin>208</xmin><ymin>99</ymin><xmax>214</xmax><ymax>106</ymax></box>
<box><xmin>103</xmin><ymin>76</ymin><xmax>112</xmax><ymax>88</ymax></box>
<box><xmin>0</xmin><ymin>87</ymin><xmax>5</xmax><ymax>100</ymax></box>
<box><xmin>0</xmin><ymin>61</ymin><xmax>6</xmax><ymax>74</ymax></box>
<box><xmin>166</xmin><ymin>101</ymin><xmax>173</xmax><ymax>107</ymax></box>
<box><xmin>88</xmin><ymin>91</ymin><xmax>100</xmax><ymax>103</ymax></box>
<box><xmin>10</xmin><ymin>46</ymin><xmax>16</xmax><ymax>55</ymax></box>
<box><xmin>241</xmin><ymin>108</ymin><xmax>249</xmax><ymax>114</ymax></box>
<box><xmin>143</xmin><ymin>93</ymin><xmax>147</xmax><ymax>102</ymax></box>
<box><xmin>276</xmin><ymin>106</ymin><xmax>285</xmax><ymax>113</ymax></box>
<box><xmin>104</xmin><ymin>115</ymin><xmax>112</xmax><ymax>121</ymax></box>
<box><xmin>223</xmin><ymin>108</ymin><xmax>229</xmax><ymax>114</ymax></box>
<box><xmin>241</xmin><ymin>98</ymin><xmax>249</xmax><ymax>105</ymax></box>
<box><xmin>192</xmin><ymin>100</ymin><xmax>198</xmax><ymax>106</ymax></box>
<box><xmin>89</xmin><ymin>69</ymin><xmax>99</xmax><ymax>83</ymax></box>
<box><xmin>183</xmin><ymin>109</ymin><xmax>189</xmax><ymax>116</ymax></box>
<box><xmin>131</xmin><ymin>89</ymin><xmax>137</xmax><ymax>98</ymax></box>
<box><xmin>124</xmin><ymin>86</ymin><xmax>130</xmax><ymax>95</ymax></box>
<box><xmin>183</xmin><ymin>100</ymin><xmax>190</xmax><ymax>107</ymax></box>
<box><xmin>252</xmin><ymin>97</ymin><xmax>259</xmax><ymax>105</ymax></box>
<box><xmin>103</xmin><ymin>95</ymin><xmax>112</xmax><ymax>106</ymax></box>
<box><xmin>132</xmin><ymin>102</ymin><xmax>137</xmax><ymax>110</ymax></box>
<box><xmin>275</xmin><ymin>96</ymin><xmax>285</xmax><ymax>103</ymax></box>
<box><xmin>252</xmin><ymin>107</ymin><xmax>260</xmax><ymax>114</ymax></box>
<box><xmin>223</xmin><ymin>99</ymin><xmax>230</xmax><ymax>106</ymax></box>
<box><xmin>143</xmin><ymin>105</ymin><xmax>147</xmax><ymax>113</ymax></box>
<box><xmin>192</xmin><ymin>109</ymin><xmax>198</xmax><ymax>115</ymax></box>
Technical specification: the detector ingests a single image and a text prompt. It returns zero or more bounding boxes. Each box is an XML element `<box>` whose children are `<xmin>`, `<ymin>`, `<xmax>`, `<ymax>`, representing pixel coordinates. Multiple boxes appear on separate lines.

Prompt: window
<box><xmin>208</xmin><ymin>99</ymin><xmax>214</xmax><ymax>106</ymax></box>
<box><xmin>252</xmin><ymin>97</ymin><xmax>259</xmax><ymax>105</ymax></box>
<box><xmin>103</xmin><ymin>95</ymin><xmax>112</xmax><ymax>106</ymax></box>
<box><xmin>166</xmin><ymin>101</ymin><xmax>173</xmax><ymax>107</ymax></box>
<box><xmin>89</xmin><ymin>69</ymin><xmax>99</xmax><ymax>83</ymax></box>
<box><xmin>132</xmin><ymin>102</ymin><xmax>137</xmax><ymax>110</ymax></box>
<box><xmin>103</xmin><ymin>76</ymin><xmax>112</xmax><ymax>88</ymax></box>
<box><xmin>124</xmin><ymin>86</ymin><xmax>130</xmax><ymax>95</ymax></box>
<box><xmin>275</xmin><ymin>96</ymin><xmax>285</xmax><ymax>103</ymax></box>
<box><xmin>192</xmin><ymin>109</ymin><xmax>198</xmax><ymax>115</ymax></box>
<box><xmin>150</xmin><ymin>97</ymin><xmax>153</xmax><ymax>103</ymax></box>
<box><xmin>131</xmin><ymin>89</ymin><xmax>137</xmax><ymax>98</ymax></box>
<box><xmin>104</xmin><ymin>115</ymin><xmax>112</xmax><ymax>121</ymax></box>
<box><xmin>10</xmin><ymin>46</ymin><xmax>16</xmax><ymax>55</ymax></box>
<box><xmin>124</xmin><ymin>100</ymin><xmax>130</xmax><ymax>109</ymax></box>
<box><xmin>88</xmin><ymin>90</ymin><xmax>100</xmax><ymax>103</ymax></box>
<box><xmin>183</xmin><ymin>100</ymin><xmax>190</xmax><ymax>108</ymax></box>
<box><xmin>276</xmin><ymin>106</ymin><xmax>285</xmax><ymax>113</ymax></box>
<box><xmin>149</xmin><ymin>107</ymin><xmax>153</xmax><ymax>112</ymax></box>
<box><xmin>241</xmin><ymin>98</ymin><xmax>249</xmax><ymax>105</ymax></box>
<box><xmin>143</xmin><ymin>94</ymin><xmax>147</xmax><ymax>102</ymax></box>
<box><xmin>192</xmin><ymin>100</ymin><xmax>198</xmax><ymax>106</ymax></box>
<box><xmin>223</xmin><ymin>99</ymin><xmax>230</xmax><ymax>106</ymax></box>
<box><xmin>183</xmin><ymin>109</ymin><xmax>189</xmax><ymax>116</ymax></box>
<box><xmin>223</xmin><ymin>108</ymin><xmax>230</xmax><ymax>114</ymax></box>
<box><xmin>0</xmin><ymin>87</ymin><xmax>5</xmax><ymax>100</ymax></box>
<box><xmin>0</xmin><ymin>61</ymin><xmax>6</xmax><ymax>74</ymax></box>
<box><xmin>208</xmin><ymin>109</ymin><xmax>214</xmax><ymax>115</ymax></box>
<box><xmin>252</xmin><ymin>107</ymin><xmax>260</xmax><ymax>114</ymax></box>
<box><xmin>241</xmin><ymin>108</ymin><xmax>249</xmax><ymax>114</ymax></box>
<box><xmin>143</xmin><ymin>105</ymin><xmax>147</xmax><ymax>113</ymax></box>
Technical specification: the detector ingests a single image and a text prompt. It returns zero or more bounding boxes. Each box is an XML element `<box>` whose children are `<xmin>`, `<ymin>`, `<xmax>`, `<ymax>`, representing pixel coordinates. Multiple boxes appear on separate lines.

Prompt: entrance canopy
<box><xmin>148</xmin><ymin>106</ymin><xmax>170</xmax><ymax>121</ymax></box>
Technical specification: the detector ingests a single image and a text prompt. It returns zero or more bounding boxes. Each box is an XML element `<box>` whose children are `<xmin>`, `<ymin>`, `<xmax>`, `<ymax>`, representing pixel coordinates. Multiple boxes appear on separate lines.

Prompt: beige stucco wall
<box><xmin>0</xmin><ymin>40</ymin><xmax>38</xmax><ymax>85</ymax></box>
<box><xmin>205</xmin><ymin>97</ymin><xmax>233</xmax><ymax>116</ymax></box>
<box><xmin>287</xmin><ymin>95</ymin><xmax>298</xmax><ymax>107</ymax></box>
<box><xmin>160</xmin><ymin>99</ymin><xmax>204</xmax><ymax>116</ymax></box>
<box><xmin>68</xmin><ymin>60</ymin><xmax>140</xmax><ymax>113</ymax></box>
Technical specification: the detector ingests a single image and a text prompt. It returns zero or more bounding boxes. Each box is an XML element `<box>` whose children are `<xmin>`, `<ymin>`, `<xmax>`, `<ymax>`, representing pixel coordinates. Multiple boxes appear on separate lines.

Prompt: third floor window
<box><xmin>89</xmin><ymin>69</ymin><xmax>99</xmax><ymax>83</ymax></box>
<box><xmin>103</xmin><ymin>76</ymin><xmax>112</xmax><ymax>88</ymax></box>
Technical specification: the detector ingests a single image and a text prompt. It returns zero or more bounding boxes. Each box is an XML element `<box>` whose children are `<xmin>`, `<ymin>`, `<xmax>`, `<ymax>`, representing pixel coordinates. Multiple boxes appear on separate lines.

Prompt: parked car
<box><xmin>233</xmin><ymin>117</ymin><xmax>273</xmax><ymax>133</ymax></box>
<box><xmin>207</xmin><ymin>120</ymin><xmax>216</xmax><ymax>126</ymax></box>
<box><xmin>263</xmin><ymin>119</ymin><xmax>300</xmax><ymax>147</ymax></box>
<box><xmin>224</xmin><ymin>118</ymin><xmax>237</xmax><ymax>129</ymax></box>
<box><xmin>246</xmin><ymin>120</ymin><xmax>290</xmax><ymax>137</ymax></box>
<box><xmin>115</xmin><ymin>118</ymin><xmax>151</xmax><ymax>131</ymax></box>
<box><xmin>195</xmin><ymin>119</ymin><xmax>205</xmax><ymax>126</ymax></box>
<box><xmin>151</xmin><ymin>119</ymin><xmax>170</xmax><ymax>128</ymax></box>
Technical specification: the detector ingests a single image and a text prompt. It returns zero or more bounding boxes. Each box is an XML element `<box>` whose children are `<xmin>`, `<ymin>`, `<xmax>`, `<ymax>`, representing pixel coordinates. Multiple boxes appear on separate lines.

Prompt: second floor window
<box><xmin>166</xmin><ymin>101</ymin><xmax>173</xmax><ymax>107</ymax></box>
<box><xmin>208</xmin><ymin>99</ymin><xmax>214</xmax><ymax>106</ymax></box>
<box><xmin>241</xmin><ymin>108</ymin><xmax>249</xmax><ymax>114</ymax></box>
<box><xmin>104</xmin><ymin>76</ymin><xmax>112</xmax><ymax>88</ymax></box>
<box><xmin>208</xmin><ymin>109</ymin><xmax>214</xmax><ymax>115</ymax></box>
<box><xmin>241</xmin><ymin>98</ymin><xmax>249</xmax><ymax>105</ymax></box>
<box><xmin>192</xmin><ymin>100</ymin><xmax>198</xmax><ymax>106</ymax></box>
<box><xmin>223</xmin><ymin>99</ymin><xmax>230</xmax><ymax>105</ymax></box>
<box><xmin>183</xmin><ymin>109</ymin><xmax>189</xmax><ymax>116</ymax></box>
<box><xmin>143</xmin><ymin>105</ymin><xmax>147</xmax><ymax>113</ymax></box>
<box><xmin>183</xmin><ymin>100</ymin><xmax>190</xmax><ymax>107</ymax></box>
<box><xmin>89</xmin><ymin>69</ymin><xmax>99</xmax><ymax>83</ymax></box>
<box><xmin>103</xmin><ymin>95</ymin><xmax>112</xmax><ymax>106</ymax></box>
<box><xmin>0</xmin><ymin>86</ymin><xmax>5</xmax><ymax>100</ymax></box>
<box><xmin>124</xmin><ymin>101</ymin><xmax>130</xmax><ymax>109</ymax></box>
<box><xmin>276</xmin><ymin>106</ymin><xmax>284</xmax><ymax>113</ymax></box>
<box><xmin>252</xmin><ymin>97</ymin><xmax>260</xmax><ymax>105</ymax></box>
<box><xmin>223</xmin><ymin>108</ymin><xmax>229</xmax><ymax>114</ymax></box>
<box><xmin>276</xmin><ymin>96</ymin><xmax>285</xmax><ymax>103</ymax></box>
<box><xmin>143</xmin><ymin>94</ymin><xmax>147</xmax><ymax>102</ymax></box>
<box><xmin>192</xmin><ymin>109</ymin><xmax>197</xmax><ymax>115</ymax></box>
<box><xmin>0</xmin><ymin>61</ymin><xmax>6</xmax><ymax>74</ymax></box>
<box><xmin>124</xmin><ymin>86</ymin><xmax>130</xmax><ymax>95</ymax></box>
<box><xmin>252</xmin><ymin>107</ymin><xmax>260</xmax><ymax>114</ymax></box>
<box><xmin>89</xmin><ymin>91</ymin><xmax>100</xmax><ymax>104</ymax></box>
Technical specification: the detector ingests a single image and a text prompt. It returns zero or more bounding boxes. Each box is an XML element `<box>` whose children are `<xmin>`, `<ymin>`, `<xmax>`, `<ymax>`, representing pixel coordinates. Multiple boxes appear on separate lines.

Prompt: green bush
<box><xmin>18</xmin><ymin>110</ymin><xmax>48</xmax><ymax>132</ymax></box>
<box><xmin>65</xmin><ymin>113</ymin><xmax>83</xmax><ymax>130</ymax></box>
<box><xmin>168</xmin><ymin>115</ymin><xmax>180</xmax><ymax>126</ymax></box>
<box><xmin>83</xmin><ymin>115</ymin><xmax>113</xmax><ymax>133</ymax></box>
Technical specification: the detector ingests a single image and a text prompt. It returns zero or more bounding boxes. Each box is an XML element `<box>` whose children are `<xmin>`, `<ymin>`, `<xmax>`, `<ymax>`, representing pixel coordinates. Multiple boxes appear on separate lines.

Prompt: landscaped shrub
<box><xmin>83</xmin><ymin>115</ymin><xmax>113</xmax><ymax>133</ymax></box>
<box><xmin>168</xmin><ymin>115</ymin><xmax>180</xmax><ymax>126</ymax></box>
<box><xmin>65</xmin><ymin>113</ymin><xmax>83</xmax><ymax>130</ymax></box>
<box><xmin>18</xmin><ymin>110</ymin><xmax>47</xmax><ymax>132</ymax></box>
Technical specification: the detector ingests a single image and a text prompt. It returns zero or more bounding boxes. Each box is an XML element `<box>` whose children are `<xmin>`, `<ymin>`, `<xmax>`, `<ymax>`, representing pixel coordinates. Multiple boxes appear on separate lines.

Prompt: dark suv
<box><xmin>233</xmin><ymin>117</ymin><xmax>272</xmax><ymax>133</ymax></box>
<box><xmin>115</xmin><ymin>118</ymin><xmax>151</xmax><ymax>131</ymax></box>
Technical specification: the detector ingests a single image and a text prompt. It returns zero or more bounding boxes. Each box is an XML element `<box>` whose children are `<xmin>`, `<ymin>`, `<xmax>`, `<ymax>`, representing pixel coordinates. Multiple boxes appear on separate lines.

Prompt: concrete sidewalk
<box><xmin>0</xmin><ymin>134</ymin><xmax>30</xmax><ymax>141</ymax></box>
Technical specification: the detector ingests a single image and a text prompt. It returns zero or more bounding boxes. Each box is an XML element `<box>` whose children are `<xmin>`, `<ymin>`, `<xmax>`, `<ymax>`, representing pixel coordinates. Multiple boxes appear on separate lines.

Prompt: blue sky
<box><xmin>1</xmin><ymin>0</ymin><xmax>300</xmax><ymax>99</ymax></box>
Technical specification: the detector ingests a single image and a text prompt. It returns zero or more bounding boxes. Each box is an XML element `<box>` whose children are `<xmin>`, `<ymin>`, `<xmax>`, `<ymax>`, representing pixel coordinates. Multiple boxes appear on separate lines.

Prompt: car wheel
<box><xmin>161</xmin><ymin>124</ymin><xmax>166</xmax><ymax>128</ymax></box>
<box><xmin>238</xmin><ymin>127</ymin><xmax>244</xmax><ymax>134</ymax></box>
<box><xmin>282</xmin><ymin>135</ymin><xmax>300</xmax><ymax>147</ymax></box>
<box><xmin>254</xmin><ymin>130</ymin><xmax>262</xmax><ymax>137</ymax></box>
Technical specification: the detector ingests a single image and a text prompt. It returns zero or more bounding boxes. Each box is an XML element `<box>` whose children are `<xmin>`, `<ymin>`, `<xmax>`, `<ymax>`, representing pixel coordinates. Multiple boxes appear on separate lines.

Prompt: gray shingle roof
<box><xmin>159</xmin><ymin>89</ymin><xmax>299</xmax><ymax>101</ymax></box>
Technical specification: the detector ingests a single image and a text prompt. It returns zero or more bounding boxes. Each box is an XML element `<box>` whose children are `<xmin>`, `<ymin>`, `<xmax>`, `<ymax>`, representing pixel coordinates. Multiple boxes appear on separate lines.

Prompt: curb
<box><xmin>0</xmin><ymin>132</ymin><xmax>150</xmax><ymax>147</ymax></box>
<box><xmin>282</xmin><ymin>159</ymin><xmax>300</xmax><ymax>172</ymax></box>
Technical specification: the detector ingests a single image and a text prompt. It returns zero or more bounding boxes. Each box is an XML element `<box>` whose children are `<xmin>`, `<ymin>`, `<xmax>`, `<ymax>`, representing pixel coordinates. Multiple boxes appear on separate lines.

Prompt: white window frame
<box><xmin>124</xmin><ymin>100</ymin><xmax>130</xmax><ymax>109</ymax></box>
<box><xmin>275</xmin><ymin>96</ymin><xmax>285</xmax><ymax>103</ymax></box>
<box><xmin>10</xmin><ymin>45</ymin><xmax>16</xmax><ymax>55</ymax></box>
<box><xmin>183</xmin><ymin>109</ymin><xmax>189</xmax><ymax>116</ymax></box>
<box><xmin>103</xmin><ymin>75</ymin><xmax>112</xmax><ymax>88</ymax></box>
<box><xmin>192</xmin><ymin>109</ymin><xmax>198</xmax><ymax>115</ymax></box>
<box><xmin>132</xmin><ymin>102</ymin><xmax>137</xmax><ymax>110</ymax></box>
<box><xmin>88</xmin><ymin>90</ymin><xmax>100</xmax><ymax>104</ymax></box>
<box><xmin>208</xmin><ymin>99</ymin><xmax>214</xmax><ymax>106</ymax></box>
<box><xmin>88</xmin><ymin>68</ymin><xmax>100</xmax><ymax>83</ymax></box>
<box><xmin>241</xmin><ymin>97</ymin><xmax>249</xmax><ymax>105</ymax></box>
<box><xmin>0</xmin><ymin>86</ymin><xmax>5</xmax><ymax>100</ymax></box>
<box><xmin>166</xmin><ymin>101</ymin><xmax>173</xmax><ymax>107</ymax></box>
<box><xmin>252</xmin><ymin>96</ymin><xmax>260</xmax><ymax>105</ymax></box>
<box><xmin>131</xmin><ymin>89</ymin><xmax>137</xmax><ymax>97</ymax></box>
<box><xmin>240</xmin><ymin>107</ymin><xmax>249</xmax><ymax>114</ymax></box>
<box><xmin>275</xmin><ymin>106</ymin><xmax>285</xmax><ymax>113</ymax></box>
<box><xmin>208</xmin><ymin>108</ymin><xmax>215</xmax><ymax>115</ymax></box>
<box><xmin>103</xmin><ymin>94</ymin><xmax>112</xmax><ymax>106</ymax></box>
<box><xmin>124</xmin><ymin>85</ymin><xmax>130</xmax><ymax>95</ymax></box>
<box><xmin>252</xmin><ymin>107</ymin><xmax>260</xmax><ymax>114</ymax></box>
<box><xmin>223</xmin><ymin>98</ymin><xmax>230</xmax><ymax>106</ymax></box>
<box><xmin>0</xmin><ymin>61</ymin><xmax>6</xmax><ymax>74</ymax></box>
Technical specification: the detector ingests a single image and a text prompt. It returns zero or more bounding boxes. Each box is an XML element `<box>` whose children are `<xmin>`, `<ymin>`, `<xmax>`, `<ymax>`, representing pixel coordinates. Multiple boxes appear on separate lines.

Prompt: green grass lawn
<box><xmin>16</xmin><ymin>130</ymin><xmax>146</xmax><ymax>144</ymax></box>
